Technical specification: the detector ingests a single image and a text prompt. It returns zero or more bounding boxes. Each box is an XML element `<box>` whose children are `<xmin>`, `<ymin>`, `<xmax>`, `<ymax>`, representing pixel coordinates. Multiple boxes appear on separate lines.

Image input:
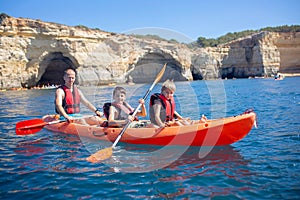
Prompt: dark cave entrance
<box><xmin>37</xmin><ymin>52</ymin><xmax>78</xmax><ymax>86</ymax></box>
<box><xmin>128</xmin><ymin>52</ymin><xmax>187</xmax><ymax>84</ymax></box>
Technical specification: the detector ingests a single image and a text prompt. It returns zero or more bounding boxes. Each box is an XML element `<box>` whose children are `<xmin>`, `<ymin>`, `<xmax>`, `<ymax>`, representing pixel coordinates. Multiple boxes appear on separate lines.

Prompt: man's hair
<box><xmin>161</xmin><ymin>79</ymin><xmax>176</xmax><ymax>92</ymax></box>
<box><xmin>64</xmin><ymin>68</ymin><xmax>77</xmax><ymax>76</ymax></box>
<box><xmin>113</xmin><ymin>86</ymin><xmax>126</xmax><ymax>97</ymax></box>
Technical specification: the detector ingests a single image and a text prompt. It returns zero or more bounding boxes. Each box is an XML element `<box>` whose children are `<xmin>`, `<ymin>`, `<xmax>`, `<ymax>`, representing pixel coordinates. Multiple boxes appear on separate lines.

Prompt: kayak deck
<box><xmin>43</xmin><ymin>111</ymin><xmax>256</xmax><ymax>146</ymax></box>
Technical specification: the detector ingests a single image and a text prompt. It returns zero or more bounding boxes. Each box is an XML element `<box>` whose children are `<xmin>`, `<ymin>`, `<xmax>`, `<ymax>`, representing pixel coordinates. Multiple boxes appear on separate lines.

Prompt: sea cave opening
<box><xmin>128</xmin><ymin>52</ymin><xmax>187</xmax><ymax>84</ymax></box>
<box><xmin>37</xmin><ymin>52</ymin><xmax>78</xmax><ymax>87</ymax></box>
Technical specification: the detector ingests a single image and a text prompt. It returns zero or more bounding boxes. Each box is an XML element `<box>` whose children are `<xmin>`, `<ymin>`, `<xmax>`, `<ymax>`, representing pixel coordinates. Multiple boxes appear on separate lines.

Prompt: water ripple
<box><xmin>1</xmin><ymin>77</ymin><xmax>300</xmax><ymax>199</ymax></box>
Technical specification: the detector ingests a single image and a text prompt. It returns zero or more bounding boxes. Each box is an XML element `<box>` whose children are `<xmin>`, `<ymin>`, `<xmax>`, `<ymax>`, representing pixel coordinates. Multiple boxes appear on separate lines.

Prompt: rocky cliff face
<box><xmin>274</xmin><ymin>32</ymin><xmax>300</xmax><ymax>73</ymax></box>
<box><xmin>0</xmin><ymin>14</ymin><xmax>299</xmax><ymax>89</ymax></box>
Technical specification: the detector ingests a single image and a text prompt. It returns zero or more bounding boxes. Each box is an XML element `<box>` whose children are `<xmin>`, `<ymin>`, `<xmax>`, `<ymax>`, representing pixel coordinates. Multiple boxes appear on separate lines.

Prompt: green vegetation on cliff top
<box><xmin>195</xmin><ymin>25</ymin><xmax>300</xmax><ymax>47</ymax></box>
<box><xmin>131</xmin><ymin>25</ymin><xmax>300</xmax><ymax>48</ymax></box>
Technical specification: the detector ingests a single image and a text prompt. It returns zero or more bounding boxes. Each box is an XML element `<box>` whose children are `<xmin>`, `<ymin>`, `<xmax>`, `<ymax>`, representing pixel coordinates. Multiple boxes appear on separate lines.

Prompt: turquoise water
<box><xmin>0</xmin><ymin>77</ymin><xmax>299</xmax><ymax>199</ymax></box>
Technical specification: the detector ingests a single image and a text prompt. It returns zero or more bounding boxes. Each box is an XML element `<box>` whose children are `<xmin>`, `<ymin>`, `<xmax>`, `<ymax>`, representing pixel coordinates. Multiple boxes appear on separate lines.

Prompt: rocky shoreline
<box><xmin>0</xmin><ymin>14</ymin><xmax>299</xmax><ymax>90</ymax></box>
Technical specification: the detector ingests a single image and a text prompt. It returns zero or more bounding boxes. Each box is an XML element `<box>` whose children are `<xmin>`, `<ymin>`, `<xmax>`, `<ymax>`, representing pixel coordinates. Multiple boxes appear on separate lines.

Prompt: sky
<box><xmin>1</xmin><ymin>0</ymin><xmax>299</xmax><ymax>43</ymax></box>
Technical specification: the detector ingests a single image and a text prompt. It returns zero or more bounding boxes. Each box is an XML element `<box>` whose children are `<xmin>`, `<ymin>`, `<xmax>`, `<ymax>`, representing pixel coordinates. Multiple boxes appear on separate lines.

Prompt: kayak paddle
<box><xmin>86</xmin><ymin>63</ymin><xmax>167</xmax><ymax>163</ymax></box>
<box><xmin>16</xmin><ymin>115</ymin><xmax>94</xmax><ymax>135</ymax></box>
<box><xmin>16</xmin><ymin>118</ymin><xmax>67</xmax><ymax>135</ymax></box>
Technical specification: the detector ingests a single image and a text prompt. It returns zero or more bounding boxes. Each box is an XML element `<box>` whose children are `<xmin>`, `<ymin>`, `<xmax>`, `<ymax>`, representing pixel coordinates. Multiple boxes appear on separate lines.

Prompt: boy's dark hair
<box><xmin>103</xmin><ymin>102</ymin><xmax>112</xmax><ymax>119</ymax></box>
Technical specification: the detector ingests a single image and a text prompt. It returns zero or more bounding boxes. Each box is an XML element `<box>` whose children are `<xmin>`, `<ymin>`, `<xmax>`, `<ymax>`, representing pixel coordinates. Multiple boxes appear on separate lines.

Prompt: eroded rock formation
<box><xmin>0</xmin><ymin>14</ymin><xmax>299</xmax><ymax>89</ymax></box>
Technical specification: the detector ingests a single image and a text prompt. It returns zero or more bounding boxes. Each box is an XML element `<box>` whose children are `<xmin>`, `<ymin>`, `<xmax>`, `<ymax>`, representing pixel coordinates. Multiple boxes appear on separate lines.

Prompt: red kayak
<box><xmin>42</xmin><ymin>110</ymin><xmax>256</xmax><ymax>147</ymax></box>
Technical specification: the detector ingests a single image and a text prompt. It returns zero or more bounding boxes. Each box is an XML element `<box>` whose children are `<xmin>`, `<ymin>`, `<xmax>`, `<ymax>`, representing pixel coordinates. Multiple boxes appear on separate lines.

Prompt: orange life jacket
<box><xmin>150</xmin><ymin>93</ymin><xmax>175</xmax><ymax>122</ymax></box>
<box><xmin>56</xmin><ymin>85</ymin><xmax>80</xmax><ymax>114</ymax></box>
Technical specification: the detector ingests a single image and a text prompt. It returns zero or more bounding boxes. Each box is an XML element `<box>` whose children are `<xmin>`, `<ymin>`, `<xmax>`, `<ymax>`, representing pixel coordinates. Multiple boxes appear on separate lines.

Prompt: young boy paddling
<box><xmin>104</xmin><ymin>86</ymin><xmax>146</xmax><ymax>127</ymax></box>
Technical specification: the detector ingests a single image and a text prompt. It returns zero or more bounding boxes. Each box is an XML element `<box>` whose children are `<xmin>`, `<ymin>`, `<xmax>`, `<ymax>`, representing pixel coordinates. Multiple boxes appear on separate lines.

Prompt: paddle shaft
<box><xmin>19</xmin><ymin>119</ymin><xmax>66</xmax><ymax>130</ymax></box>
<box><xmin>16</xmin><ymin>115</ymin><xmax>94</xmax><ymax>135</ymax></box>
<box><xmin>112</xmin><ymin>92</ymin><xmax>147</xmax><ymax>148</ymax></box>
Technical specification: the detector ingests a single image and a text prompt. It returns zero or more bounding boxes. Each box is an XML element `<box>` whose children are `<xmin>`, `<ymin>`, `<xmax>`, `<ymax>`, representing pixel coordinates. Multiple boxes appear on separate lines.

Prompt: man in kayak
<box><xmin>104</xmin><ymin>86</ymin><xmax>146</xmax><ymax>127</ymax></box>
<box><xmin>55</xmin><ymin>68</ymin><xmax>103</xmax><ymax>124</ymax></box>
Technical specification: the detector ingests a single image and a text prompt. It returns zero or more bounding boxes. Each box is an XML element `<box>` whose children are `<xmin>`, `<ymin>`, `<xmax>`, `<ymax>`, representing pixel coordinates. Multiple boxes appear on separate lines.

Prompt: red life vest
<box><xmin>150</xmin><ymin>93</ymin><xmax>175</xmax><ymax>122</ymax></box>
<box><xmin>56</xmin><ymin>85</ymin><xmax>81</xmax><ymax>114</ymax></box>
<box><xmin>103</xmin><ymin>102</ymin><xmax>138</xmax><ymax>120</ymax></box>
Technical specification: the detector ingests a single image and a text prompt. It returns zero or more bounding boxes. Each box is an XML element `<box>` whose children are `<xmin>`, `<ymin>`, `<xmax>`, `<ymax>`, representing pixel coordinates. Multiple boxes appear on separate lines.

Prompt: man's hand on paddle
<box><xmin>66</xmin><ymin>116</ymin><xmax>75</xmax><ymax>123</ymax></box>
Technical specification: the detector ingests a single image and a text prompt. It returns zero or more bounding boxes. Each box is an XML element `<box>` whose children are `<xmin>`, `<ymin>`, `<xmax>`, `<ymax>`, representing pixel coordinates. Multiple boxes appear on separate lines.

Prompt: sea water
<box><xmin>0</xmin><ymin>77</ymin><xmax>299</xmax><ymax>199</ymax></box>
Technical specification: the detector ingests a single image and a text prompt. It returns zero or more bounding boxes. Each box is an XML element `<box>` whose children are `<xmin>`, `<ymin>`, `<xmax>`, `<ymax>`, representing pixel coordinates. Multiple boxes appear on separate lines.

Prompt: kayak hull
<box><xmin>43</xmin><ymin>111</ymin><xmax>256</xmax><ymax>146</ymax></box>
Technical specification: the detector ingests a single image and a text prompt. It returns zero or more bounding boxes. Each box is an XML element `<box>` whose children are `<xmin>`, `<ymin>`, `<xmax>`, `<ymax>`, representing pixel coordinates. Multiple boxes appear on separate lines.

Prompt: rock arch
<box><xmin>128</xmin><ymin>52</ymin><xmax>187</xmax><ymax>83</ymax></box>
<box><xmin>37</xmin><ymin>52</ymin><xmax>79</xmax><ymax>86</ymax></box>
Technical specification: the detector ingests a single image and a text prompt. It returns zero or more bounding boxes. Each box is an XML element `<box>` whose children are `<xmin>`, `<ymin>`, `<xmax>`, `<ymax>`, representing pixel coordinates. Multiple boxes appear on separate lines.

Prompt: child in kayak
<box><xmin>104</xmin><ymin>86</ymin><xmax>147</xmax><ymax>127</ymax></box>
<box><xmin>148</xmin><ymin>79</ymin><xmax>183</xmax><ymax>128</ymax></box>
<box><xmin>149</xmin><ymin>79</ymin><xmax>206</xmax><ymax>128</ymax></box>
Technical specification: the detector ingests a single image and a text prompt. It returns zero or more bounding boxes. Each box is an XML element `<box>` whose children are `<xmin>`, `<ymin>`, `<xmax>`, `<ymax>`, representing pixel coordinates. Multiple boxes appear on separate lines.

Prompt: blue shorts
<box><xmin>59</xmin><ymin>113</ymin><xmax>83</xmax><ymax>120</ymax></box>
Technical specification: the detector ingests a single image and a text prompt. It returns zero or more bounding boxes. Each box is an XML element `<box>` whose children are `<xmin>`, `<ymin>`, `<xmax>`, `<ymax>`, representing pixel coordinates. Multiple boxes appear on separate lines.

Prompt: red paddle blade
<box><xmin>16</xmin><ymin>119</ymin><xmax>47</xmax><ymax>135</ymax></box>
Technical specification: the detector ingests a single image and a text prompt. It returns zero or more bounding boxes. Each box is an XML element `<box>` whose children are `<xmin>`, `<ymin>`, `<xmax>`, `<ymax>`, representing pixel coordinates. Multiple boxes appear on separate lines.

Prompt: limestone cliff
<box><xmin>0</xmin><ymin>14</ymin><xmax>299</xmax><ymax>89</ymax></box>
